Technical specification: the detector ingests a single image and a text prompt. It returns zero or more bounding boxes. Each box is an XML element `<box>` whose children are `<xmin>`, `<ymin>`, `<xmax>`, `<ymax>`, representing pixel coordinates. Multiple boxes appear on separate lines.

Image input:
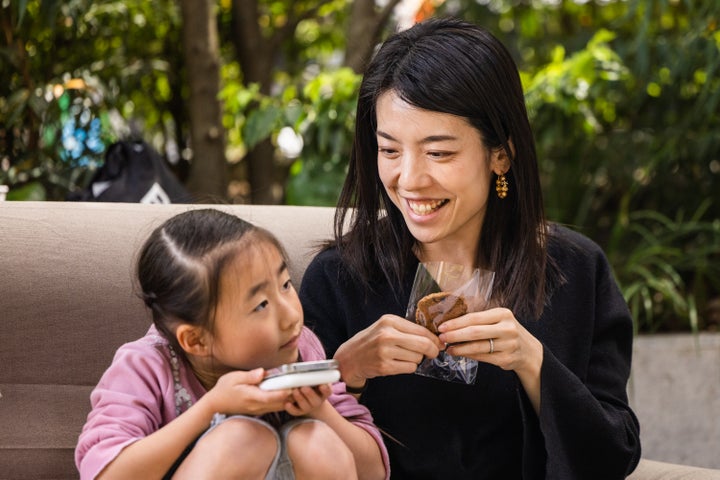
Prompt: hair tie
<box><xmin>143</xmin><ymin>292</ymin><xmax>157</xmax><ymax>308</ymax></box>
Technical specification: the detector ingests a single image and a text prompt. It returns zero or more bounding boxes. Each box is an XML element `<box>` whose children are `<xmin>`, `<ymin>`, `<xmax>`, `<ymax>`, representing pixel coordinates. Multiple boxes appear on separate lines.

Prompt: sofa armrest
<box><xmin>628</xmin><ymin>459</ymin><xmax>720</xmax><ymax>479</ymax></box>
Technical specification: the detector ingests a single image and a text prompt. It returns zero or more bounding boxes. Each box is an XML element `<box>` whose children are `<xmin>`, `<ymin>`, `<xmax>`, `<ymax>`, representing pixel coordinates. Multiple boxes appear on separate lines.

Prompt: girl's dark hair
<box><xmin>136</xmin><ymin>209</ymin><xmax>286</xmax><ymax>353</ymax></box>
<box><xmin>334</xmin><ymin>17</ymin><xmax>557</xmax><ymax>320</ymax></box>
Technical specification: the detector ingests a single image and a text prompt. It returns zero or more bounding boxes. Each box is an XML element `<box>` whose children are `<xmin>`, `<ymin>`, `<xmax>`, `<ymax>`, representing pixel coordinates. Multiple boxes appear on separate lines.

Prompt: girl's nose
<box><xmin>279</xmin><ymin>295</ymin><xmax>302</xmax><ymax>330</ymax></box>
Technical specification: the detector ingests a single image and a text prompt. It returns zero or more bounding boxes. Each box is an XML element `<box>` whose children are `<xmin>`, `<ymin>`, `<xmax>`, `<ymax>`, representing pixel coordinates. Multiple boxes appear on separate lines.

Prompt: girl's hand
<box><xmin>437</xmin><ymin>307</ymin><xmax>543</xmax><ymax>411</ymax></box>
<box><xmin>334</xmin><ymin>314</ymin><xmax>444</xmax><ymax>389</ymax></box>
<box><xmin>284</xmin><ymin>384</ymin><xmax>332</xmax><ymax>417</ymax></box>
<box><xmin>205</xmin><ymin>368</ymin><xmax>293</xmax><ymax>416</ymax></box>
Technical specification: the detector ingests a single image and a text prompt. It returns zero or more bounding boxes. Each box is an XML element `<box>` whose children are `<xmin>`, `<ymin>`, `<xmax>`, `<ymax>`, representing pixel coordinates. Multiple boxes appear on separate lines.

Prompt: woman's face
<box><xmin>209</xmin><ymin>242</ymin><xmax>303</xmax><ymax>374</ymax></box>
<box><xmin>376</xmin><ymin>90</ymin><xmax>508</xmax><ymax>262</ymax></box>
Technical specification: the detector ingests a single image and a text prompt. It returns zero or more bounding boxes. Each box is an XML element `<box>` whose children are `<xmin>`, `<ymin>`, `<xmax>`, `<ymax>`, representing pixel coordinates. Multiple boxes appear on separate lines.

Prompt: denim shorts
<box><xmin>200</xmin><ymin>413</ymin><xmax>319</xmax><ymax>480</ymax></box>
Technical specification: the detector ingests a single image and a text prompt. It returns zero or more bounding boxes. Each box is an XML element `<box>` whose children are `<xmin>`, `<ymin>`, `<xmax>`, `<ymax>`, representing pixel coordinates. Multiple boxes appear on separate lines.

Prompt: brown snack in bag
<box><xmin>415</xmin><ymin>292</ymin><xmax>468</xmax><ymax>334</ymax></box>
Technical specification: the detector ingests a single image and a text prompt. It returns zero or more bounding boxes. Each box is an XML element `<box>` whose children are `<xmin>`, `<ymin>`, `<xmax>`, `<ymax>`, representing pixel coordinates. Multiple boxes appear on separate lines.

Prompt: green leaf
<box><xmin>243</xmin><ymin>105</ymin><xmax>282</xmax><ymax>150</ymax></box>
<box><xmin>16</xmin><ymin>0</ymin><xmax>29</xmax><ymax>27</ymax></box>
<box><xmin>7</xmin><ymin>182</ymin><xmax>46</xmax><ymax>201</ymax></box>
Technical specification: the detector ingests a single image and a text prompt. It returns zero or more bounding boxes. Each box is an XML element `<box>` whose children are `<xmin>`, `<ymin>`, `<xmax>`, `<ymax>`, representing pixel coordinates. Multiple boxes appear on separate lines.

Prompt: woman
<box><xmin>299</xmin><ymin>17</ymin><xmax>641</xmax><ymax>480</ymax></box>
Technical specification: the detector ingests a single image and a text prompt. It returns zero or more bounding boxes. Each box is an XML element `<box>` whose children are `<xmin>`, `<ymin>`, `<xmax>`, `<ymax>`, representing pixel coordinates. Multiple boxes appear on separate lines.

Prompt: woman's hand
<box><xmin>334</xmin><ymin>314</ymin><xmax>445</xmax><ymax>389</ymax></box>
<box><xmin>437</xmin><ymin>307</ymin><xmax>544</xmax><ymax>412</ymax></box>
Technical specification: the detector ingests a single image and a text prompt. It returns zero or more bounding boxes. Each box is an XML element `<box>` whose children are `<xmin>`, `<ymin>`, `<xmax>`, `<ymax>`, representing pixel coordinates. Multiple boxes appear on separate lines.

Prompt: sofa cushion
<box><xmin>628</xmin><ymin>458</ymin><xmax>720</xmax><ymax>479</ymax></box>
<box><xmin>0</xmin><ymin>202</ymin><xmax>336</xmax><ymax>386</ymax></box>
<box><xmin>0</xmin><ymin>384</ymin><xmax>92</xmax><ymax>479</ymax></box>
<box><xmin>0</xmin><ymin>202</ymin><xmax>337</xmax><ymax>477</ymax></box>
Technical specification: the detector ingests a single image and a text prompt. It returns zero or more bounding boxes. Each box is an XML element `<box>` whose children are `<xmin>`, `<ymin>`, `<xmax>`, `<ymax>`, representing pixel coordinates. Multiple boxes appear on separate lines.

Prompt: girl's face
<box><xmin>208</xmin><ymin>242</ymin><xmax>303</xmax><ymax>374</ymax></box>
<box><xmin>376</xmin><ymin>90</ymin><xmax>508</xmax><ymax>263</ymax></box>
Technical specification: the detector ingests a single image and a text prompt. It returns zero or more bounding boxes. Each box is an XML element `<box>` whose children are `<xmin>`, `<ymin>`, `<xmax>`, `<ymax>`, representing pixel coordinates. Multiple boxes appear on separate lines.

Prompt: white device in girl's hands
<box><xmin>259</xmin><ymin>359</ymin><xmax>341</xmax><ymax>390</ymax></box>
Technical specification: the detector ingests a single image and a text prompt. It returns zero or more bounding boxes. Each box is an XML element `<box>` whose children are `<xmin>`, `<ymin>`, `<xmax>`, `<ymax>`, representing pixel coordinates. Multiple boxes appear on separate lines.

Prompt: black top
<box><xmin>299</xmin><ymin>225</ymin><xmax>641</xmax><ymax>479</ymax></box>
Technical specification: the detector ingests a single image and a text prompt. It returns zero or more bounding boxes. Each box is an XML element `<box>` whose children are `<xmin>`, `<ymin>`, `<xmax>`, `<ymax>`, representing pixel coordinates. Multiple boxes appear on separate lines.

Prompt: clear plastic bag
<box><xmin>405</xmin><ymin>262</ymin><xmax>495</xmax><ymax>384</ymax></box>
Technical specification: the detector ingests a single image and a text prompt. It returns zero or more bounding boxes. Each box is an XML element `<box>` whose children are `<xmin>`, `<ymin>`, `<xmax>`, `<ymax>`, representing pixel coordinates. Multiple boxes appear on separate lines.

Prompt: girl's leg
<box><xmin>173</xmin><ymin>416</ymin><xmax>279</xmax><ymax>480</ymax></box>
<box><xmin>285</xmin><ymin>420</ymin><xmax>357</xmax><ymax>480</ymax></box>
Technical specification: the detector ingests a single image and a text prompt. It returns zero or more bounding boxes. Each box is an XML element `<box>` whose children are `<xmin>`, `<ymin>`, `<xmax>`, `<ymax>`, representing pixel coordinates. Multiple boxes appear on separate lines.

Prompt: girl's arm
<box><xmin>86</xmin><ymin>366</ymin><xmax>291</xmax><ymax>479</ymax></box>
<box><xmin>95</xmin><ymin>394</ymin><xmax>217</xmax><ymax>479</ymax></box>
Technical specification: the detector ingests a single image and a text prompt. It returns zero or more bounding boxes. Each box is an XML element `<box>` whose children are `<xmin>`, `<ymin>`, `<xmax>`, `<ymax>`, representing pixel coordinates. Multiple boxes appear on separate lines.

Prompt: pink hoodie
<box><xmin>76</xmin><ymin>325</ymin><xmax>389</xmax><ymax>479</ymax></box>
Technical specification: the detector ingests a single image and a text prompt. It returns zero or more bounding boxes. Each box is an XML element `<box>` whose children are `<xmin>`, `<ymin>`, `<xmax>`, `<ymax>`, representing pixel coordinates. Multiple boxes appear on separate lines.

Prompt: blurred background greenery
<box><xmin>1</xmin><ymin>0</ymin><xmax>719</xmax><ymax>332</ymax></box>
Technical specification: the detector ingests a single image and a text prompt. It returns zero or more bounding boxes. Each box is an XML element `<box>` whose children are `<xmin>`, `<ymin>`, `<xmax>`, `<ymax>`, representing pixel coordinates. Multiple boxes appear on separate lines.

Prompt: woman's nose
<box><xmin>398</xmin><ymin>154</ymin><xmax>428</xmax><ymax>190</ymax></box>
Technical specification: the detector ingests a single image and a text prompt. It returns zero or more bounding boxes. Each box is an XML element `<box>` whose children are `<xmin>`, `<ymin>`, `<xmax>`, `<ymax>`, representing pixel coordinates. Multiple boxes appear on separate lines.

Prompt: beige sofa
<box><xmin>1</xmin><ymin>201</ymin><xmax>718</xmax><ymax>479</ymax></box>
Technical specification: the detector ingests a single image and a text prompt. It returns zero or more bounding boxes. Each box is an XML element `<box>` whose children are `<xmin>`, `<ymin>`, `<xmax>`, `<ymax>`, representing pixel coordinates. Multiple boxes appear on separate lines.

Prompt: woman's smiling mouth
<box><xmin>407</xmin><ymin>199</ymin><xmax>449</xmax><ymax>216</ymax></box>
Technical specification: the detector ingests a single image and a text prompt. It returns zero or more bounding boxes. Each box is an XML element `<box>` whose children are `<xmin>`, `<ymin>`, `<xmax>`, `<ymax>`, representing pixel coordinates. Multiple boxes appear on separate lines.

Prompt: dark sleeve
<box><xmin>299</xmin><ymin>248</ymin><xmax>354</xmax><ymax>358</ymax></box>
<box><xmin>534</xmin><ymin>233</ymin><xmax>641</xmax><ymax>479</ymax></box>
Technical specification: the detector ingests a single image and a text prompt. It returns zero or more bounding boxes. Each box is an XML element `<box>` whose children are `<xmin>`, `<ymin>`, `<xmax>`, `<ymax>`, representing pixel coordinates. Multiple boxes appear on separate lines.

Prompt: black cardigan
<box><xmin>300</xmin><ymin>225</ymin><xmax>641</xmax><ymax>479</ymax></box>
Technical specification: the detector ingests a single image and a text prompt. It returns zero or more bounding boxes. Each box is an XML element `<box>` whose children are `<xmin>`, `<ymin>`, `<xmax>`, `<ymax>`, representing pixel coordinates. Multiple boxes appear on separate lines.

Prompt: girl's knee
<box><xmin>174</xmin><ymin>418</ymin><xmax>278</xmax><ymax>479</ymax></box>
<box><xmin>205</xmin><ymin>417</ymin><xmax>278</xmax><ymax>454</ymax></box>
<box><xmin>287</xmin><ymin>421</ymin><xmax>357</xmax><ymax>480</ymax></box>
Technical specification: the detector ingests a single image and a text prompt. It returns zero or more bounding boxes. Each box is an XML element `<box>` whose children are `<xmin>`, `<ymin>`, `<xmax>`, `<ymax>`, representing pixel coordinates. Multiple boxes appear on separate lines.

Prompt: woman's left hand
<box><xmin>437</xmin><ymin>307</ymin><xmax>543</xmax><ymax>411</ymax></box>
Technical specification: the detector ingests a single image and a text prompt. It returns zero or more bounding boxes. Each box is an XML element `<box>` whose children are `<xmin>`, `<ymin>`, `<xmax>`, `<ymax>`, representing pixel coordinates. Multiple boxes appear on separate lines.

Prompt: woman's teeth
<box><xmin>409</xmin><ymin>199</ymin><xmax>447</xmax><ymax>215</ymax></box>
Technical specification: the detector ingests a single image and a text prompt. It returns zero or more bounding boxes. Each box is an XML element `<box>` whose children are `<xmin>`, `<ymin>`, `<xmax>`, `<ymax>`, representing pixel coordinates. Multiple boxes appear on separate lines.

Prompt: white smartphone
<box><xmin>259</xmin><ymin>359</ymin><xmax>341</xmax><ymax>391</ymax></box>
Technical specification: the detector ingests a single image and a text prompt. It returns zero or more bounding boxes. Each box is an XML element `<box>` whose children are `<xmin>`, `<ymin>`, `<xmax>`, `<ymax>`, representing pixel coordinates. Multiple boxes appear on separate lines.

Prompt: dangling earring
<box><xmin>496</xmin><ymin>173</ymin><xmax>509</xmax><ymax>199</ymax></box>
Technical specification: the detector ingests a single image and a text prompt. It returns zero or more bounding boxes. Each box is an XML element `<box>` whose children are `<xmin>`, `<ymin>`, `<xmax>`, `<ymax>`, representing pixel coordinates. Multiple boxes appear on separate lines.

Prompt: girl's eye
<box><xmin>253</xmin><ymin>300</ymin><xmax>269</xmax><ymax>313</ymax></box>
<box><xmin>282</xmin><ymin>279</ymin><xmax>293</xmax><ymax>291</ymax></box>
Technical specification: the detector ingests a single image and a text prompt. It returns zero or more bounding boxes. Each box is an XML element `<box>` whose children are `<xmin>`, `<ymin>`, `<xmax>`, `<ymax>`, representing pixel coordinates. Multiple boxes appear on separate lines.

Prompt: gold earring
<box><xmin>496</xmin><ymin>173</ymin><xmax>509</xmax><ymax>199</ymax></box>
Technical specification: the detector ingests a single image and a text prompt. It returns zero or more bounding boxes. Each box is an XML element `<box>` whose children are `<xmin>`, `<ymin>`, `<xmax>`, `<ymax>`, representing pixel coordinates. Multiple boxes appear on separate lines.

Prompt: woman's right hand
<box><xmin>203</xmin><ymin>368</ymin><xmax>292</xmax><ymax>416</ymax></box>
<box><xmin>334</xmin><ymin>314</ymin><xmax>444</xmax><ymax>389</ymax></box>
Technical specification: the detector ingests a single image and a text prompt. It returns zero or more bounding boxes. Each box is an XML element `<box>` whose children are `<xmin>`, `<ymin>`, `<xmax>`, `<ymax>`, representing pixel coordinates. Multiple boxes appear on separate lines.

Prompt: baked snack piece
<box><xmin>415</xmin><ymin>291</ymin><xmax>468</xmax><ymax>334</ymax></box>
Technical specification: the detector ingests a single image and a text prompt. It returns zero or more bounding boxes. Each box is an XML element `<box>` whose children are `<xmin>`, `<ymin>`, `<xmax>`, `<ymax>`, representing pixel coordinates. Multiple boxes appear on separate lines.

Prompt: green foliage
<box><xmin>221</xmin><ymin>67</ymin><xmax>360</xmax><ymax>205</ymax></box>
<box><xmin>608</xmin><ymin>201</ymin><xmax>720</xmax><ymax>333</ymax></box>
<box><xmin>2</xmin><ymin>0</ymin><xmax>718</xmax><ymax>332</ymax></box>
<box><xmin>445</xmin><ymin>0</ymin><xmax>720</xmax><ymax>332</ymax></box>
<box><xmin>523</xmin><ymin>29</ymin><xmax>632</xmax><ymax>228</ymax></box>
<box><xmin>244</xmin><ymin>101</ymin><xmax>285</xmax><ymax>151</ymax></box>
<box><xmin>1</xmin><ymin>0</ymin><xmax>184</xmax><ymax>200</ymax></box>
<box><xmin>285</xmin><ymin>68</ymin><xmax>360</xmax><ymax>205</ymax></box>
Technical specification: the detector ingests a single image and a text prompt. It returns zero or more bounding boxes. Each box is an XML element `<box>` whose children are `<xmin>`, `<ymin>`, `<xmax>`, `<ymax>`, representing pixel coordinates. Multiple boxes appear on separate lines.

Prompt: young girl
<box><xmin>75</xmin><ymin>209</ymin><xmax>388</xmax><ymax>480</ymax></box>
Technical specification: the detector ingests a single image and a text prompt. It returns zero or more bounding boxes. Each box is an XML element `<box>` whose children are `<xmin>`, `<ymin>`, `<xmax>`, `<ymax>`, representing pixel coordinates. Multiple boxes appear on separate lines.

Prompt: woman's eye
<box><xmin>428</xmin><ymin>151</ymin><xmax>450</xmax><ymax>159</ymax></box>
<box><xmin>378</xmin><ymin>147</ymin><xmax>399</xmax><ymax>158</ymax></box>
<box><xmin>253</xmin><ymin>300</ymin><xmax>269</xmax><ymax>312</ymax></box>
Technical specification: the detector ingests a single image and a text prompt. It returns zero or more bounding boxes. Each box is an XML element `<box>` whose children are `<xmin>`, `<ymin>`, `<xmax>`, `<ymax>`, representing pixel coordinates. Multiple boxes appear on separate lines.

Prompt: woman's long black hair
<box><xmin>333</xmin><ymin>17</ymin><xmax>558</xmax><ymax>320</ymax></box>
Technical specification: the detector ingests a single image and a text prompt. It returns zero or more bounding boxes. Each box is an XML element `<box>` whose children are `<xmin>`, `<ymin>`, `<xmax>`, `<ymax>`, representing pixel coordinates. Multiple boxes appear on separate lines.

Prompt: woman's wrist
<box><xmin>338</xmin><ymin>363</ymin><xmax>367</xmax><ymax>395</ymax></box>
<box><xmin>335</xmin><ymin>343</ymin><xmax>367</xmax><ymax>394</ymax></box>
<box><xmin>344</xmin><ymin>380</ymin><xmax>367</xmax><ymax>395</ymax></box>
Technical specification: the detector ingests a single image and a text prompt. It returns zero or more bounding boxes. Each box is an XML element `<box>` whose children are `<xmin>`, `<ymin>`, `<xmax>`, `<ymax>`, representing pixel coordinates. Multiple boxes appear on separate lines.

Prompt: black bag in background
<box><xmin>67</xmin><ymin>140</ymin><xmax>192</xmax><ymax>203</ymax></box>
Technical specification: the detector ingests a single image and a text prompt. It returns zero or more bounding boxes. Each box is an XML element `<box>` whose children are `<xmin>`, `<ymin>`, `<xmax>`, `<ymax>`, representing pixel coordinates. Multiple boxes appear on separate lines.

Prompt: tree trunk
<box><xmin>229</xmin><ymin>0</ymin><xmax>402</xmax><ymax>204</ymax></box>
<box><xmin>231</xmin><ymin>0</ymin><xmax>281</xmax><ymax>204</ymax></box>
<box><xmin>179</xmin><ymin>0</ymin><xmax>228</xmax><ymax>202</ymax></box>
<box><xmin>344</xmin><ymin>0</ymin><xmax>403</xmax><ymax>73</ymax></box>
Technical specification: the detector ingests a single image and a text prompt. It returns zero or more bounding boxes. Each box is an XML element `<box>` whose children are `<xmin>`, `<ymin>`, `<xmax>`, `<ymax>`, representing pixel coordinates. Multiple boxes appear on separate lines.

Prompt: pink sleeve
<box><xmin>299</xmin><ymin>327</ymin><xmax>391</xmax><ymax>479</ymax></box>
<box><xmin>74</xmin><ymin>340</ymin><xmax>175</xmax><ymax>479</ymax></box>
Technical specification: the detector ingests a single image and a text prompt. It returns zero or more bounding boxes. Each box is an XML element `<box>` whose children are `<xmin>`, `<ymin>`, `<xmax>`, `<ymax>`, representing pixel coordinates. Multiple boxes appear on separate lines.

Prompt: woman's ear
<box><xmin>176</xmin><ymin>325</ymin><xmax>210</xmax><ymax>356</ymax></box>
<box><xmin>491</xmin><ymin>140</ymin><xmax>513</xmax><ymax>176</ymax></box>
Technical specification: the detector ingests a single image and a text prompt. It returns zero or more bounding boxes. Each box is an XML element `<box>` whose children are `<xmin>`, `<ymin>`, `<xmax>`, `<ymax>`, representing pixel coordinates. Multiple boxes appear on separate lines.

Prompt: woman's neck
<box><xmin>415</xmin><ymin>240</ymin><xmax>478</xmax><ymax>267</ymax></box>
